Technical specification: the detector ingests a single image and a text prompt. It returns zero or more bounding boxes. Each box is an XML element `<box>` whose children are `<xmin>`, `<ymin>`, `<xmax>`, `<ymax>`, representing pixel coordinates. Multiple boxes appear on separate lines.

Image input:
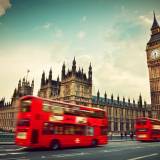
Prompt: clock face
<box><xmin>151</xmin><ymin>49</ymin><xmax>160</xmax><ymax>60</ymax></box>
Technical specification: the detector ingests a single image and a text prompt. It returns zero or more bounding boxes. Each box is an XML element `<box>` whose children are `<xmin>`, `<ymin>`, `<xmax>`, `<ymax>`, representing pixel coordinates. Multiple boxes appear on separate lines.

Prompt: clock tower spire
<box><xmin>151</xmin><ymin>11</ymin><xmax>159</xmax><ymax>31</ymax></box>
<box><xmin>146</xmin><ymin>11</ymin><xmax>160</xmax><ymax>119</ymax></box>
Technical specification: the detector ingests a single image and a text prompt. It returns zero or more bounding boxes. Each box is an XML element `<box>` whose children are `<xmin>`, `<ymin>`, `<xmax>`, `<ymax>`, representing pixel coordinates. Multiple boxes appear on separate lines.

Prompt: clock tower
<box><xmin>146</xmin><ymin>12</ymin><xmax>160</xmax><ymax>118</ymax></box>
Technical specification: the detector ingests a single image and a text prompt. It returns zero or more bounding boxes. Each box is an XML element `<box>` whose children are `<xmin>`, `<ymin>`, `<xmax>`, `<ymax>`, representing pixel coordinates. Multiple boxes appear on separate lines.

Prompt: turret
<box><xmin>61</xmin><ymin>62</ymin><xmax>65</xmax><ymax>80</ymax></box>
<box><xmin>31</xmin><ymin>79</ymin><xmax>34</xmax><ymax>93</ymax></box>
<box><xmin>123</xmin><ymin>96</ymin><xmax>125</xmax><ymax>105</ymax></box>
<box><xmin>128</xmin><ymin>97</ymin><xmax>130</xmax><ymax>106</ymax></box>
<box><xmin>72</xmin><ymin>57</ymin><xmax>76</xmax><ymax>74</ymax></box>
<box><xmin>49</xmin><ymin>68</ymin><xmax>52</xmax><ymax>81</ymax></box>
<box><xmin>18</xmin><ymin>79</ymin><xmax>21</xmax><ymax>89</ymax></box>
<box><xmin>133</xmin><ymin>99</ymin><xmax>135</xmax><ymax>106</ymax></box>
<box><xmin>111</xmin><ymin>94</ymin><xmax>113</xmax><ymax>103</ymax></box>
<box><xmin>57</xmin><ymin>75</ymin><xmax>59</xmax><ymax>82</ymax></box>
<box><xmin>104</xmin><ymin>91</ymin><xmax>107</xmax><ymax>103</ymax></box>
<box><xmin>41</xmin><ymin>71</ymin><xmax>45</xmax><ymax>87</ymax></box>
<box><xmin>117</xmin><ymin>94</ymin><xmax>119</xmax><ymax>104</ymax></box>
<box><xmin>138</xmin><ymin>94</ymin><xmax>142</xmax><ymax>108</ymax></box>
<box><xmin>88</xmin><ymin>62</ymin><xmax>92</xmax><ymax>83</ymax></box>
<box><xmin>97</xmin><ymin>90</ymin><xmax>100</xmax><ymax>104</ymax></box>
<box><xmin>22</xmin><ymin>77</ymin><xmax>25</xmax><ymax>86</ymax></box>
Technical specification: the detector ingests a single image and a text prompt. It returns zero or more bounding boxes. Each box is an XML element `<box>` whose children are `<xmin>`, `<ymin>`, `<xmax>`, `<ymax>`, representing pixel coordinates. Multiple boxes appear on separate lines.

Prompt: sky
<box><xmin>0</xmin><ymin>0</ymin><xmax>160</xmax><ymax>104</ymax></box>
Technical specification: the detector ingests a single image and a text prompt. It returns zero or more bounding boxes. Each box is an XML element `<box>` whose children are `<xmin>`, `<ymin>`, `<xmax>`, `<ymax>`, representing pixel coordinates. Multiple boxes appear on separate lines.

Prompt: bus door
<box><xmin>31</xmin><ymin>129</ymin><xmax>39</xmax><ymax>144</ymax></box>
<box><xmin>81</xmin><ymin>126</ymin><xmax>94</xmax><ymax>146</ymax></box>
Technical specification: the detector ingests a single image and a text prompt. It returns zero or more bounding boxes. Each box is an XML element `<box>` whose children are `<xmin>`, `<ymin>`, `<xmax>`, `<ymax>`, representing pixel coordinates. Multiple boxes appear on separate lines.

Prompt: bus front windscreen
<box><xmin>17</xmin><ymin>119</ymin><xmax>30</xmax><ymax>126</ymax></box>
<box><xmin>21</xmin><ymin>99</ymin><xmax>32</xmax><ymax>112</ymax></box>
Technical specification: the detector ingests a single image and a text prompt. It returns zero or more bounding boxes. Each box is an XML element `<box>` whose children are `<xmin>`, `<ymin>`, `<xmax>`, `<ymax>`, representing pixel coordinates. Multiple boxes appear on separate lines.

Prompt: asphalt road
<box><xmin>0</xmin><ymin>141</ymin><xmax>160</xmax><ymax>160</ymax></box>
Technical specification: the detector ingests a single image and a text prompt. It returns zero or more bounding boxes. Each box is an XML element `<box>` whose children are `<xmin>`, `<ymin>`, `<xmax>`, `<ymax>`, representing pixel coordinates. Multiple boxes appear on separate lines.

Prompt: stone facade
<box><xmin>38</xmin><ymin>57</ymin><xmax>92</xmax><ymax>106</ymax></box>
<box><xmin>146</xmin><ymin>12</ymin><xmax>160</xmax><ymax>119</ymax></box>
<box><xmin>0</xmin><ymin>78</ymin><xmax>34</xmax><ymax>132</ymax></box>
<box><xmin>92</xmin><ymin>93</ymin><xmax>151</xmax><ymax>134</ymax></box>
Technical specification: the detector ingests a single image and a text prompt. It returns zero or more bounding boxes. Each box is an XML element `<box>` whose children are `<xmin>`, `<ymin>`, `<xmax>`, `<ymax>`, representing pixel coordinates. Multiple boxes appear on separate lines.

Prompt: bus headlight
<box><xmin>138</xmin><ymin>134</ymin><xmax>147</xmax><ymax>138</ymax></box>
<box><xmin>17</xmin><ymin>132</ymin><xmax>27</xmax><ymax>139</ymax></box>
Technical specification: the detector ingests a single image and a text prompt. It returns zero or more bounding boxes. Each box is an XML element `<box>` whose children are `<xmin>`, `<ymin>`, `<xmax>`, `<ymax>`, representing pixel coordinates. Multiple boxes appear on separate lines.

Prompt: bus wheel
<box><xmin>91</xmin><ymin>139</ymin><xmax>97</xmax><ymax>147</ymax></box>
<box><xmin>50</xmin><ymin>140</ymin><xmax>60</xmax><ymax>150</ymax></box>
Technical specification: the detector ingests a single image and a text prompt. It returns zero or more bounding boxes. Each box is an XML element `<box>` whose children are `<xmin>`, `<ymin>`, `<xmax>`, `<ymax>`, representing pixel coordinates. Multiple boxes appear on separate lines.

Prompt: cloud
<box><xmin>93</xmin><ymin>55</ymin><xmax>150</xmax><ymax>103</ymax></box>
<box><xmin>92</xmin><ymin>10</ymin><xmax>152</xmax><ymax>103</ymax></box>
<box><xmin>138</xmin><ymin>12</ymin><xmax>160</xmax><ymax>28</ymax></box>
<box><xmin>0</xmin><ymin>43</ymin><xmax>71</xmax><ymax>101</ymax></box>
<box><xmin>81</xmin><ymin>16</ymin><xmax>87</xmax><ymax>23</ymax></box>
<box><xmin>55</xmin><ymin>29</ymin><xmax>63</xmax><ymax>38</ymax></box>
<box><xmin>139</xmin><ymin>15</ymin><xmax>152</xmax><ymax>26</ymax></box>
<box><xmin>34</xmin><ymin>22</ymin><xmax>53</xmax><ymax>31</ymax></box>
<box><xmin>77</xmin><ymin>31</ymin><xmax>86</xmax><ymax>40</ymax></box>
<box><xmin>42</xmin><ymin>23</ymin><xmax>52</xmax><ymax>29</ymax></box>
<box><xmin>0</xmin><ymin>6</ymin><xmax>152</xmax><ymax>104</ymax></box>
<box><xmin>0</xmin><ymin>0</ymin><xmax>11</xmax><ymax>16</ymax></box>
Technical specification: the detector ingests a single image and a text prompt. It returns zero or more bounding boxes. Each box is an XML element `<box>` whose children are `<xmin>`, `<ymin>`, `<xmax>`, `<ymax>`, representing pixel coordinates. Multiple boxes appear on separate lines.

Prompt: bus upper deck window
<box><xmin>21</xmin><ymin>99</ymin><xmax>32</xmax><ymax>112</ymax></box>
<box><xmin>136</xmin><ymin>119</ymin><xmax>146</xmax><ymax>126</ymax></box>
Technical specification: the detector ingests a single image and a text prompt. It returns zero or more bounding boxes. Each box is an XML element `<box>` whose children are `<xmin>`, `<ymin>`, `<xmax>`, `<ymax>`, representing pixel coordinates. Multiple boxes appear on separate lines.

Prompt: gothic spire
<box><xmin>111</xmin><ymin>94</ymin><xmax>113</xmax><ymax>102</ymax></box>
<box><xmin>97</xmin><ymin>90</ymin><xmax>100</xmax><ymax>104</ymax></box>
<box><xmin>72</xmin><ymin>57</ymin><xmax>76</xmax><ymax>73</ymax></box>
<box><xmin>18</xmin><ymin>79</ymin><xmax>21</xmax><ymax>89</ymax></box>
<box><xmin>41</xmin><ymin>71</ymin><xmax>45</xmax><ymax>87</ymax></box>
<box><xmin>22</xmin><ymin>77</ymin><xmax>25</xmax><ymax>86</ymax></box>
<box><xmin>133</xmin><ymin>99</ymin><xmax>135</xmax><ymax>106</ymax></box>
<box><xmin>31</xmin><ymin>79</ymin><xmax>34</xmax><ymax>88</ymax></box>
<box><xmin>138</xmin><ymin>93</ymin><xmax>142</xmax><ymax>108</ymax></box>
<box><xmin>151</xmin><ymin>11</ymin><xmax>159</xmax><ymax>30</ymax></box>
<box><xmin>61</xmin><ymin>62</ymin><xmax>65</xmax><ymax>80</ymax></box>
<box><xmin>57</xmin><ymin>75</ymin><xmax>59</xmax><ymax>82</ymax></box>
<box><xmin>123</xmin><ymin>96</ymin><xmax>125</xmax><ymax>104</ymax></box>
<box><xmin>49</xmin><ymin>68</ymin><xmax>52</xmax><ymax>81</ymax></box>
<box><xmin>104</xmin><ymin>91</ymin><xmax>107</xmax><ymax>102</ymax></box>
<box><xmin>88</xmin><ymin>62</ymin><xmax>92</xmax><ymax>82</ymax></box>
<box><xmin>117</xmin><ymin>94</ymin><xmax>119</xmax><ymax>103</ymax></box>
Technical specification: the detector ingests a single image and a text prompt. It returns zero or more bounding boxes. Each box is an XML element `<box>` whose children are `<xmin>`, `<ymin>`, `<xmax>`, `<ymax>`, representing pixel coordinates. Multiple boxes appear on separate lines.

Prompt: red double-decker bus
<box><xmin>15</xmin><ymin>96</ymin><xmax>108</xmax><ymax>149</ymax></box>
<box><xmin>136</xmin><ymin>117</ymin><xmax>160</xmax><ymax>141</ymax></box>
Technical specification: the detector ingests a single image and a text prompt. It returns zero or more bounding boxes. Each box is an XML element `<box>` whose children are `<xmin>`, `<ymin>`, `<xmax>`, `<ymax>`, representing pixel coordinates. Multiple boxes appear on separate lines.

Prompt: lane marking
<box><xmin>52</xmin><ymin>152</ymin><xmax>90</xmax><ymax>158</ymax></box>
<box><xmin>0</xmin><ymin>153</ymin><xmax>7</xmax><ymax>156</ymax></box>
<box><xmin>101</xmin><ymin>149</ymin><xmax>122</xmax><ymax>153</ymax></box>
<box><xmin>5</xmin><ymin>149</ymin><xmax>15</xmax><ymax>152</ymax></box>
<box><xmin>8</xmin><ymin>152</ymin><xmax>27</xmax><ymax>155</ymax></box>
<box><xmin>15</xmin><ymin>147</ymin><xmax>27</xmax><ymax>151</ymax></box>
<box><xmin>41</xmin><ymin>156</ymin><xmax>46</xmax><ymax>158</ymax></box>
<box><xmin>134</xmin><ymin>147</ymin><xmax>143</xmax><ymax>149</ymax></box>
<box><xmin>0</xmin><ymin>147</ymin><xmax>26</xmax><ymax>152</ymax></box>
<box><xmin>4</xmin><ymin>147</ymin><xmax>27</xmax><ymax>152</ymax></box>
<box><xmin>128</xmin><ymin>153</ymin><xmax>158</xmax><ymax>160</ymax></box>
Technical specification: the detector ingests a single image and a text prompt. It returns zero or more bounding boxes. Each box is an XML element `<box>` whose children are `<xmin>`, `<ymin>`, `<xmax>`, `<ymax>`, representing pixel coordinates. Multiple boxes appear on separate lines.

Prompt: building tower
<box><xmin>146</xmin><ymin>12</ymin><xmax>160</xmax><ymax>118</ymax></box>
<box><xmin>38</xmin><ymin>69</ymin><xmax>60</xmax><ymax>99</ymax></box>
<box><xmin>59</xmin><ymin>58</ymin><xmax>92</xmax><ymax>106</ymax></box>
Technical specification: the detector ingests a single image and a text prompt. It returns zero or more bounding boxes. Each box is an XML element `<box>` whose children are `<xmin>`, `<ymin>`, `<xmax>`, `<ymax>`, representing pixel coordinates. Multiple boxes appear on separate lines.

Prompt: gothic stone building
<box><xmin>38</xmin><ymin>58</ymin><xmax>151</xmax><ymax>134</ymax></box>
<box><xmin>92</xmin><ymin>92</ymin><xmax>151</xmax><ymax>133</ymax></box>
<box><xmin>146</xmin><ymin>12</ymin><xmax>160</xmax><ymax>119</ymax></box>
<box><xmin>0</xmin><ymin>78</ymin><xmax>34</xmax><ymax>132</ymax></box>
<box><xmin>38</xmin><ymin>57</ymin><xmax>92</xmax><ymax>106</ymax></box>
